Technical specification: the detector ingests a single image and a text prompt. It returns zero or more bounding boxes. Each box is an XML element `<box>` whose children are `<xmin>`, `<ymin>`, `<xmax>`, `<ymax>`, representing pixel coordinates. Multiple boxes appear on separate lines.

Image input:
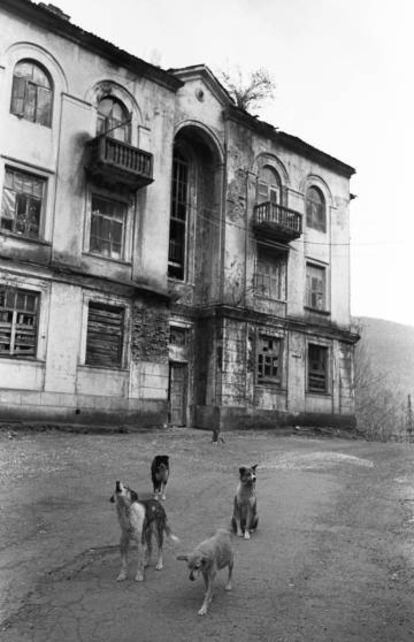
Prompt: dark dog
<box><xmin>231</xmin><ymin>465</ymin><xmax>258</xmax><ymax>539</ymax></box>
<box><xmin>110</xmin><ymin>481</ymin><xmax>179</xmax><ymax>582</ymax></box>
<box><xmin>177</xmin><ymin>528</ymin><xmax>234</xmax><ymax>616</ymax></box>
<box><xmin>151</xmin><ymin>455</ymin><xmax>170</xmax><ymax>500</ymax></box>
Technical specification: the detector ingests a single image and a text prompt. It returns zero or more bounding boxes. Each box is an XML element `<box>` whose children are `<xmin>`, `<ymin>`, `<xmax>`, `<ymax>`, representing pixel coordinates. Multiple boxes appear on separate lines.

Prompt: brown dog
<box><xmin>177</xmin><ymin>528</ymin><xmax>234</xmax><ymax>616</ymax></box>
<box><xmin>231</xmin><ymin>465</ymin><xmax>258</xmax><ymax>539</ymax></box>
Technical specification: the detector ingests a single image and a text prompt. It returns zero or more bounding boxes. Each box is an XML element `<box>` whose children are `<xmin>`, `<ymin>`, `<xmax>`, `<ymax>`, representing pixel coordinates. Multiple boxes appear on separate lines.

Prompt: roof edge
<box><xmin>2</xmin><ymin>0</ymin><xmax>183</xmax><ymax>92</ymax></box>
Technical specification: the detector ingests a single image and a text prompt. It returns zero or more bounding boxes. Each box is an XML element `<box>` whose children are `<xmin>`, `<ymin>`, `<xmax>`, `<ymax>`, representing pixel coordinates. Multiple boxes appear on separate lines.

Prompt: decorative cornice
<box><xmin>168</xmin><ymin>64</ymin><xmax>233</xmax><ymax>106</ymax></box>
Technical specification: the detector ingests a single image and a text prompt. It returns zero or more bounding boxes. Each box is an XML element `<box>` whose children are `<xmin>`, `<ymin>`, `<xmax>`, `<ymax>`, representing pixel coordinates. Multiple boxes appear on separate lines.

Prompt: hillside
<box><xmin>354</xmin><ymin>316</ymin><xmax>414</xmax><ymax>396</ymax></box>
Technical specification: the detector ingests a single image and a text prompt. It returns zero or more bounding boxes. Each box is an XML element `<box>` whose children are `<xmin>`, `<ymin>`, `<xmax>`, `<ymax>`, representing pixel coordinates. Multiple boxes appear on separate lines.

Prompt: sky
<box><xmin>47</xmin><ymin>0</ymin><xmax>414</xmax><ymax>326</ymax></box>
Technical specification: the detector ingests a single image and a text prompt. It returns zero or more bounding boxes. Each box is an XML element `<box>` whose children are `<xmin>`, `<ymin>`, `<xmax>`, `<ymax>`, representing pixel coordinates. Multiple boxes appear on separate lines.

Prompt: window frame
<box><xmin>84</xmin><ymin>190</ymin><xmax>132</xmax><ymax>263</ymax></box>
<box><xmin>0</xmin><ymin>286</ymin><xmax>40</xmax><ymax>359</ymax></box>
<box><xmin>306</xmin><ymin>262</ymin><xmax>328</xmax><ymax>312</ymax></box>
<box><xmin>96</xmin><ymin>96</ymin><xmax>131</xmax><ymax>143</ymax></box>
<box><xmin>168</xmin><ymin>148</ymin><xmax>190</xmax><ymax>280</ymax></box>
<box><xmin>307</xmin><ymin>343</ymin><xmax>329</xmax><ymax>393</ymax></box>
<box><xmin>10</xmin><ymin>59</ymin><xmax>53</xmax><ymax>128</ymax></box>
<box><xmin>254</xmin><ymin>244</ymin><xmax>287</xmax><ymax>301</ymax></box>
<box><xmin>1</xmin><ymin>166</ymin><xmax>47</xmax><ymax>240</ymax></box>
<box><xmin>85</xmin><ymin>300</ymin><xmax>126</xmax><ymax>369</ymax></box>
<box><xmin>306</xmin><ymin>185</ymin><xmax>326</xmax><ymax>233</ymax></box>
<box><xmin>256</xmin><ymin>334</ymin><xmax>283</xmax><ymax>386</ymax></box>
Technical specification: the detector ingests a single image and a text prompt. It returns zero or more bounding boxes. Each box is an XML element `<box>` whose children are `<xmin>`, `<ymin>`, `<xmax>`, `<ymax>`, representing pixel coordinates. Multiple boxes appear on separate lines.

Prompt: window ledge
<box><xmin>83</xmin><ymin>252</ymin><xmax>132</xmax><ymax>267</ymax></box>
<box><xmin>304</xmin><ymin>306</ymin><xmax>331</xmax><ymax>316</ymax></box>
<box><xmin>0</xmin><ymin>231</ymin><xmax>51</xmax><ymax>246</ymax></box>
<box><xmin>306</xmin><ymin>390</ymin><xmax>331</xmax><ymax>396</ymax></box>
<box><xmin>78</xmin><ymin>364</ymin><xmax>129</xmax><ymax>373</ymax></box>
<box><xmin>0</xmin><ymin>356</ymin><xmax>44</xmax><ymax>364</ymax></box>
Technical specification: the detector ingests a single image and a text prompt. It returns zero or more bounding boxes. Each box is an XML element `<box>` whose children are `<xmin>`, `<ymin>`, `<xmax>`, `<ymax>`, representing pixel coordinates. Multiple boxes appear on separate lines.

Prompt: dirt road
<box><xmin>1</xmin><ymin>427</ymin><xmax>414</xmax><ymax>641</ymax></box>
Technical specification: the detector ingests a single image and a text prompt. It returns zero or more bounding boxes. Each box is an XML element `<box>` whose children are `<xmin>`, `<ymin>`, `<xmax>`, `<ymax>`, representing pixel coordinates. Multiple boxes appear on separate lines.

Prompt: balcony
<box><xmin>85</xmin><ymin>136</ymin><xmax>153</xmax><ymax>191</ymax></box>
<box><xmin>253</xmin><ymin>202</ymin><xmax>302</xmax><ymax>243</ymax></box>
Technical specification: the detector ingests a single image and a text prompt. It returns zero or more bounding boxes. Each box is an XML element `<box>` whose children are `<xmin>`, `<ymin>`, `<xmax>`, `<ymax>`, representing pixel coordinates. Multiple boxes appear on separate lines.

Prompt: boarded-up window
<box><xmin>0</xmin><ymin>287</ymin><xmax>39</xmax><ymax>358</ymax></box>
<box><xmin>306</xmin><ymin>263</ymin><xmax>326</xmax><ymax>310</ymax></box>
<box><xmin>90</xmin><ymin>195</ymin><xmax>126</xmax><ymax>260</ymax></box>
<box><xmin>10</xmin><ymin>60</ymin><xmax>53</xmax><ymax>127</ymax></box>
<box><xmin>1</xmin><ymin>168</ymin><xmax>45</xmax><ymax>238</ymax></box>
<box><xmin>86</xmin><ymin>302</ymin><xmax>124</xmax><ymax>368</ymax></box>
<box><xmin>257</xmin><ymin>335</ymin><xmax>282</xmax><ymax>385</ymax></box>
<box><xmin>308</xmin><ymin>344</ymin><xmax>328</xmax><ymax>392</ymax></box>
<box><xmin>255</xmin><ymin>246</ymin><xmax>287</xmax><ymax>300</ymax></box>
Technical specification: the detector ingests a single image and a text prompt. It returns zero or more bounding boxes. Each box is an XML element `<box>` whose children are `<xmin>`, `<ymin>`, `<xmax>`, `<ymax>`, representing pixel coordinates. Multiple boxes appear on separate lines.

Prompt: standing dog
<box><xmin>177</xmin><ymin>528</ymin><xmax>234</xmax><ymax>616</ymax></box>
<box><xmin>151</xmin><ymin>455</ymin><xmax>170</xmax><ymax>500</ymax></box>
<box><xmin>231</xmin><ymin>464</ymin><xmax>258</xmax><ymax>540</ymax></box>
<box><xmin>110</xmin><ymin>480</ymin><xmax>178</xmax><ymax>582</ymax></box>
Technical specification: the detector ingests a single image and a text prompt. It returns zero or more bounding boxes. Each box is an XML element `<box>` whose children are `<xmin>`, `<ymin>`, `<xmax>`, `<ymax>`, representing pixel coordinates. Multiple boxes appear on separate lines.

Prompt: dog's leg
<box><xmin>117</xmin><ymin>533</ymin><xmax>129</xmax><ymax>581</ymax></box>
<box><xmin>244</xmin><ymin>508</ymin><xmax>251</xmax><ymax>539</ymax></box>
<box><xmin>143</xmin><ymin>524</ymin><xmax>152</xmax><ymax>568</ymax></box>
<box><xmin>198</xmin><ymin>571</ymin><xmax>215</xmax><ymax>616</ymax></box>
<box><xmin>225</xmin><ymin>559</ymin><xmax>233</xmax><ymax>591</ymax></box>
<box><xmin>135</xmin><ymin>540</ymin><xmax>145</xmax><ymax>582</ymax></box>
<box><xmin>161</xmin><ymin>481</ymin><xmax>166</xmax><ymax>501</ymax></box>
<box><xmin>155</xmin><ymin>521</ymin><xmax>164</xmax><ymax>570</ymax></box>
<box><xmin>233</xmin><ymin>500</ymin><xmax>243</xmax><ymax>537</ymax></box>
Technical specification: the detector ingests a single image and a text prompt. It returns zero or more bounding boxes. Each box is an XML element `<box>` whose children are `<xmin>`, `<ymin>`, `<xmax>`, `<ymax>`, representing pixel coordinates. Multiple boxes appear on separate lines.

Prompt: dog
<box><xmin>211</xmin><ymin>426</ymin><xmax>225</xmax><ymax>445</ymax></box>
<box><xmin>151</xmin><ymin>455</ymin><xmax>170</xmax><ymax>500</ymax></box>
<box><xmin>231</xmin><ymin>464</ymin><xmax>258</xmax><ymax>540</ymax></box>
<box><xmin>177</xmin><ymin>528</ymin><xmax>234</xmax><ymax>616</ymax></box>
<box><xmin>110</xmin><ymin>480</ymin><xmax>179</xmax><ymax>582</ymax></box>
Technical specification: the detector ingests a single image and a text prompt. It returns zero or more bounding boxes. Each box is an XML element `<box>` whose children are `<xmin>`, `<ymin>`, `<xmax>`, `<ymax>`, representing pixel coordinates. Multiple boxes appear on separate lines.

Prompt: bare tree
<box><xmin>217</xmin><ymin>66</ymin><xmax>276</xmax><ymax>113</ymax></box>
<box><xmin>353</xmin><ymin>322</ymin><xmax>405</xmax><ymax>441</ymax></box>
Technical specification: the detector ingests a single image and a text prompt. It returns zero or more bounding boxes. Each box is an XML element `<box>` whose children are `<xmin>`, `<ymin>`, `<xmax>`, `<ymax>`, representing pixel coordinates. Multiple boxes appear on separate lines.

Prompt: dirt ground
<box><xmin>1</xmin><ymin>426</ymin><xmax>414</xmax><ymax>641</ymax></box>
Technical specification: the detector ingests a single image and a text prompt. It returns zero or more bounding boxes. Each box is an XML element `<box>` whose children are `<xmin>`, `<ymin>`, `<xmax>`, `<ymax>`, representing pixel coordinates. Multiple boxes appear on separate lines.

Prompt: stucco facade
<box><xmin>0</xmin><ymin>0</ymin><xmax>358</xmax><ymax>429</ymax></box>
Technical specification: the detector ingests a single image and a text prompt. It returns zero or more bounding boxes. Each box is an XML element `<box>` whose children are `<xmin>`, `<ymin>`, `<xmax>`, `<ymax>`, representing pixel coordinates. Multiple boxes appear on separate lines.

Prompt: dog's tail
<box><xmin>164</xmin><ymin>522</ymin><xmax>180</xmax><ymax>544</ymax></box>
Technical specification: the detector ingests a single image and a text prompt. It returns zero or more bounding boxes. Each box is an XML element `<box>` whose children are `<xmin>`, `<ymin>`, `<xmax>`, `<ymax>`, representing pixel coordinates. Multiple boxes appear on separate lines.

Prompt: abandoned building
<box><xmin>0</xmin><ymin>0</ymin><xmax>358</xmax><ymax>430</ymax></box>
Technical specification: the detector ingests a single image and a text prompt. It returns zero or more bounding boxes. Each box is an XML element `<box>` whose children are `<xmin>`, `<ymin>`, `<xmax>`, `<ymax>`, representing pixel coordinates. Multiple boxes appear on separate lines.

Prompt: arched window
<box><xmin>10</xmin><ymin>60</ymin><xmax>53</xmax><ymax>127</ymax></box>
<box><xmin>257</xmin><ymin>166</ymin><xmax>281</xmax><ymax>205</ymax></box>
<box><xmin>306</xmin><ymin>186</ymin><xmax>326</xmax><ymax>232</ymax></box>
<box><xmin>96</xmin><ymin>96</ymin><xmax>130</xmax><ymax>143</ymax></box>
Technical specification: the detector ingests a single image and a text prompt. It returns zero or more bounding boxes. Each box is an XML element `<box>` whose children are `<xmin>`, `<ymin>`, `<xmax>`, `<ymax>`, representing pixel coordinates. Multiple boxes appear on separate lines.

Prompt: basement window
<box><xmin>0</xmin><ymin>287</ymin><xmax>39</xmax><ymax>358</ymax></box>
<box><xmin>308</xmin><ymin>344</ymin><xmax>328</xmax><ymax>393</ymax></box>
<box><xmin>85</xmin><ymin>302</ymin><xmax>124</xmax><ymax>368</ymax></box>
<box><xmin>257</xmin><ymin>335</ymin><xmax>282</xmax><ymax>385</ymax></box>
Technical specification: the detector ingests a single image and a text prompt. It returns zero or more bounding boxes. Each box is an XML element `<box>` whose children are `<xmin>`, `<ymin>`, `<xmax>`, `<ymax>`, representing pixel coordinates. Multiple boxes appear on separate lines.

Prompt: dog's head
<box><xmin>177</xmin><ymin>552</ymin><xmax>208</xmax><ymax>581</ymax></box>
<box><xmin>239</xmin><ymin>464</ymin><xmax>258</xmax><ymax>486</ymax></box>
<box><xmin>109</xmin><ymin>481</ymin><xmax>139</xmax><ymax>506</ymax></box>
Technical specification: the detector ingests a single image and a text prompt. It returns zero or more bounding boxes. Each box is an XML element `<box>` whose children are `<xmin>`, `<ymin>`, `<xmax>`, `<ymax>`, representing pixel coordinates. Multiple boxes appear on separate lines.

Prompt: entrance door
<box><xmin>168</xmin><ymin>362</ymin><xmax>187</xmax><ymax>426</ymax></box>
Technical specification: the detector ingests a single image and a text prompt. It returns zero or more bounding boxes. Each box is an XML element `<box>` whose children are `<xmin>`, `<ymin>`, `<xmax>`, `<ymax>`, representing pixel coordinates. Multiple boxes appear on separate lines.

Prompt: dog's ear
<box><xmin>130</xmin><ymin>490</ymin><xmax>139</xmax><ymax>503</ymax></box>
<box><xmin>109</xmin><ymin>494</ymin><xmax>115</xmax><ymax>503</ymax></box>
<box><xmin>251</xmin><ymin>464</ymin><xmax>258</xmax><ymax>471</ymax></box>
<box><xmin>239</xmin><ymin>466</ymin><xmax>247</xmax><ymax>476</ymax></box>
<box><xmin>177</xmin><ymin>554</ymin><xmax>189</xmax><ymax>561</ymax></box>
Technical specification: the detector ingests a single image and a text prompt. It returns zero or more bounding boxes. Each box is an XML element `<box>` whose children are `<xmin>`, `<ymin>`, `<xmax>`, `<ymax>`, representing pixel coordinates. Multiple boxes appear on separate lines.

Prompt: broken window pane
<box><xmin>0</xmin><ymin>286</ymin><xmax>39</xmax><ymax>357</ymax></box>
<box><xmin>1</xmin><ymin>168</ymin><xmax>45</xmax><ymax>238</ymax></box>
<box><xmin>257</xmin><ymin>335</ymin><xmax>282</xmax><ymax>384</ymax></box>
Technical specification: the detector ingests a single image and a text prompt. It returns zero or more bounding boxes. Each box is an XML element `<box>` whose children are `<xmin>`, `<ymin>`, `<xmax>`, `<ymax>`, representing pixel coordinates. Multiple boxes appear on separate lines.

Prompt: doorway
<box><xmin>168</xmin><ymin>362</ymin><xmax>187</xmax><ymax>426</ymax></box>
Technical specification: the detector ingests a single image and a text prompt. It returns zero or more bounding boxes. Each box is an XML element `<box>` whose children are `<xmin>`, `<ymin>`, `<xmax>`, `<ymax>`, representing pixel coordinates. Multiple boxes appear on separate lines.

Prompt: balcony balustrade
<box><xmin>253</xmin><ymin>201</ymin><xmax>302</xmax><ymax>243</ymax></box>
<box><xmin>85</xmin><ymin>135</ymin><xmax>153</xmax><ymax>191</ymax></box>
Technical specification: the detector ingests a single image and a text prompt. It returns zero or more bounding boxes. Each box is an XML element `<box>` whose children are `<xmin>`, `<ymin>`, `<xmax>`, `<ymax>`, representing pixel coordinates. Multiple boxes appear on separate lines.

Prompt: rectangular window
<box><xmin>306</xmin><ymin>263</ymin><xmax>326</xmax><ymax>310</ymax></box>
<box><xmin>90</xmin><ymin>195</ymin><xmax>126</xmax><ymax>260</ymax></box>
<box><xmin>255</xmin><ymin>246</ymin><xmax>286</xmax><ymax>300</ymax></box>
<box><xmin>257</xmin><ymin>335</ymin><xmax>282</xmax><ymax>385</ymax></box>
<box><xmin>85</xmin><ymin>302</ymin><xmax>124</xmax><ymax>368</ymax></box>
<box><xmin>1</xmin><ymin>168</ymin><xmax>45</xmax><ymax>238</ymax></box>
<box><xmin>0</xmin><ymin>287</ymin><xmax>39</xmax><ymax>358</ymax></box>
<box><xmin>168</xmin><ymin>152</ymin><xmax>189</xmax><ymax>280</ymax></box>
<box><xmin>308</xmin><ymin>344</ymin><xmax>328</xmax><ymax>392</ymax></box>
<box><xmin>169</xmin><ymin>325</ymin><xmax>187</xmax><ymax>346</ymax></box>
